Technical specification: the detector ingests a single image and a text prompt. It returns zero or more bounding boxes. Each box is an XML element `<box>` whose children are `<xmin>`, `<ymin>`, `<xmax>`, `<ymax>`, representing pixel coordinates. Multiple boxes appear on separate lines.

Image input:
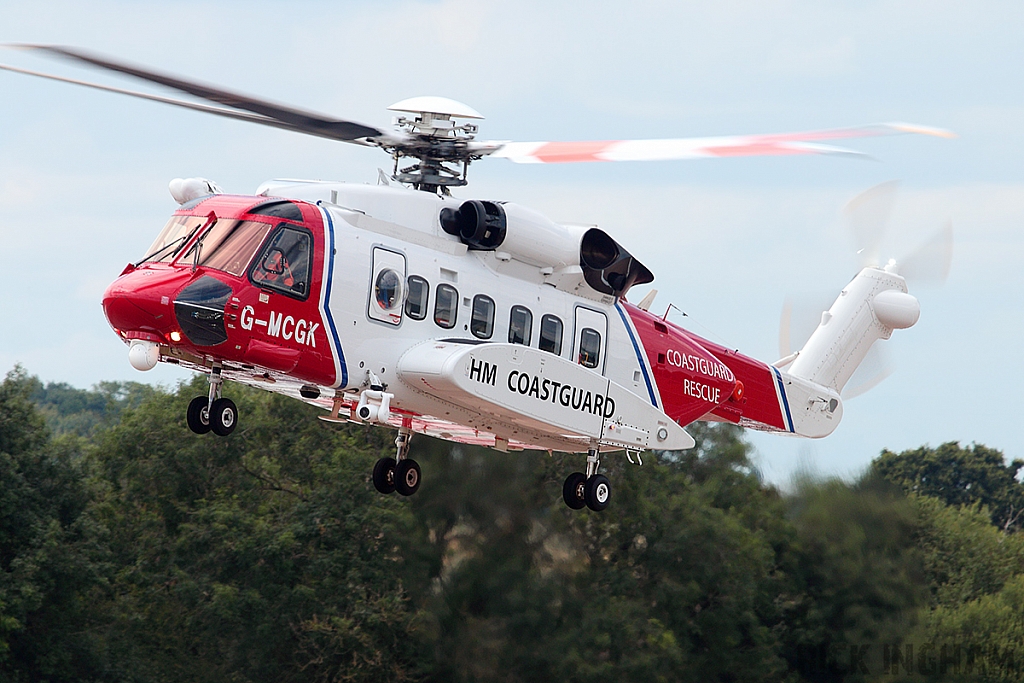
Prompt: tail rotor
<box><xmin>778</xmin><ymin>181</ymin><xmax>952</xmax><ymax>397</ymax></box>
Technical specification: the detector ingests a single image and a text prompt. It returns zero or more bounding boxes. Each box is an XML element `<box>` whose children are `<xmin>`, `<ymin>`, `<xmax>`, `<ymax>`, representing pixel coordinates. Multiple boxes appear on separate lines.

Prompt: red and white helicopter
<box><xmin>1</xmin><ymin>46</ymin><xmax>952</xmax><ymax>511</ymax></box>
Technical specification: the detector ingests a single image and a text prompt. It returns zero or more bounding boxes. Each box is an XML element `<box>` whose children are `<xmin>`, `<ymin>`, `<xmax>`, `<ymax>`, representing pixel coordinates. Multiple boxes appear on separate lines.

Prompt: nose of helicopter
<box><xmin>102</xmin><ymin>266</ymin><xmax>188</xmax><ymax>339</ymax></box>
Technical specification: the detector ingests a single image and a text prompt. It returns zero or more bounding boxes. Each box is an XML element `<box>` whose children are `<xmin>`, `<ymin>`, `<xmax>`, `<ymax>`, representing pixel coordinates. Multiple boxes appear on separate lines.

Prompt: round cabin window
<box><xmin>374</xmin><ymin>269</ymin><xmax>403</xmax><ymax>311</ymax></box>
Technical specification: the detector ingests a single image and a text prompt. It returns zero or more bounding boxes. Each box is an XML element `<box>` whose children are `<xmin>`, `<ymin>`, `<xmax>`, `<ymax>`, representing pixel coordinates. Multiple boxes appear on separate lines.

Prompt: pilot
<box><xmin>258</xmin><ymin>248</ymin><xmax>294</xmax><ymax>288</ymax></box>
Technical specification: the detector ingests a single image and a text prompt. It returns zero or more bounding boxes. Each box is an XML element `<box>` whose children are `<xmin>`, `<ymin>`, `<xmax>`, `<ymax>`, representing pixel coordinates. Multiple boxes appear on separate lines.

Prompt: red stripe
<box><xmin>531</xmin><ymin>141</ymin><xmax>615</xmax><ymax>163</ymax></box>
<box><xmin>703</xmin><ymin>142</ymin><xmax>809</xmax><ymax>157</ymax></box>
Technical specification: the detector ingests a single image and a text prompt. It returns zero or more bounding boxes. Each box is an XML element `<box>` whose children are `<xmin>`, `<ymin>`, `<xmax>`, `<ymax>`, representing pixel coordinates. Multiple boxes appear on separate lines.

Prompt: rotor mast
<box><xmin>384</xmin><ymin>97</ymin><xmax>485</xmax><ymax>194</ymax></box>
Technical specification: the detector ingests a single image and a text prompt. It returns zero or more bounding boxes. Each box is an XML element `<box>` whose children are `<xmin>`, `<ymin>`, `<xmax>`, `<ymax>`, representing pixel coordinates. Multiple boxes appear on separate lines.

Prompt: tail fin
<box><xmin>786</xmin><ymin>265</ymin><xmax>919</xmax><ymax>393</ymax></box>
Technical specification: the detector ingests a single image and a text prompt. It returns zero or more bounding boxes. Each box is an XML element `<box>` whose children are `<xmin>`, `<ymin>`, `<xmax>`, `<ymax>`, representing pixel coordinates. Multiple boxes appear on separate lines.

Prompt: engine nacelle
<box><xmin>439</xmin><ymin>200</ymin><xmax>653</xmax><ymax>297</ymax></box>
<box><xmin>579</xmin><ymin>228</ymin><xmax>654</xmax><ymax>298</ymax></box>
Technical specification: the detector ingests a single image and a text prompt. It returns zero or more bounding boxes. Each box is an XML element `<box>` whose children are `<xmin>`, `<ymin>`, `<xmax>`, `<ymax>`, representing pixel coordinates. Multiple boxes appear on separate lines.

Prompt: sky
<box><xmin>1</xmin><ymin>0</ymin><xmax>1022</xmax><ymax>485</ymax></box>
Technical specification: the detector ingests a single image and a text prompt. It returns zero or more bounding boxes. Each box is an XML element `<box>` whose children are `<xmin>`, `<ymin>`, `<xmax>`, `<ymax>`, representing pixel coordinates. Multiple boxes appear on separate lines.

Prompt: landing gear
<box><xmin>186</xmin><ymin>396</ymin><xmax>211</xmax><ymax>434</ymax></box>
<box><xmin>562</xmin><ymin>448</ymin><xmax>611</xmax><ymax>512</ymax></box>
<box><xmin>372</xmin><ymin>427</ymin><xmax>421</xmax><ymax>497</ymax></box>
<box><xmin>186</xmin><ymin>365</ymin><xmax>238</xmax><ymax>437</ymax></box>
<box><xmin>584</xmin><ymin>474</ymin><xmax>610</xmax><ymax>511</ymax></box>
<box><xmin>372</xmin><ymin>457</ymin><xmax>397</xmax><ymax>494</ymax></box>
<box><xmin>394</xmin><ymin>459</ymin><xmax>421</xmax><ymax>496</ymax></box>
<box><xmin>210</xmin><ymin>398</ymin><xmax>237</xmax><ymax>436</ymax></box>
<box><xmin>562</xmin><ymin>472</ymin><xmax>587</xmax><ymax>509</ymax></box>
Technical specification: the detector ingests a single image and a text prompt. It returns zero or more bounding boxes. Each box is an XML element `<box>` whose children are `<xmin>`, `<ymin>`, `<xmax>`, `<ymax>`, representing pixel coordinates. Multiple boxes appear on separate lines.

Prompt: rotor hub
<box><xmin>384</xmin><ymin>97</ymin><xmax>485</xmax><ymax>193</ymax></box>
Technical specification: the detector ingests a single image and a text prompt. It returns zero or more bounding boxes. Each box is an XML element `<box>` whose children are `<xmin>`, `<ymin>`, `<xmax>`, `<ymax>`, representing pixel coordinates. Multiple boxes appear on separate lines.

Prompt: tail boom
<box><xmin>623</xmin><ymin>265</ymin><xmax>918</xmax><ymax>440</ymax></box>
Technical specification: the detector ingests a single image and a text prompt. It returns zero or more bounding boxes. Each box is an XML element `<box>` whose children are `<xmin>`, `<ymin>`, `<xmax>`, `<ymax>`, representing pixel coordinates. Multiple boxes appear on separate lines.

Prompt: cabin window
<box><xmin>578</xmin><ymin>327</ymin><xmax>601</xmax><ymax>369</ymax></box>
<box><xmin>405</xmin><ymin>276</ymin><xmax>429</xmax><ymax>320</ymax></box>
<box><xmin>374</xmin><ymin>269</ymin><xmax>403</xmax><ymax>312</ymax></box>
<box><xmin>539</xmin><ymin>314</ymin><xmax>563</xmax><ymax>356</ymax></box>
<box><xmin>434</xmin><ymin>284</ymin><xmax>458</xmax><ymax>329</ymax></box>
<box><xmin>471</xmin><ymin>295</ymin><xmax>495</xmax><ymax>339</ymax></box>
<box><xmin>509</xmin><ymin>305</ymin><xmax>533</xmax><ymax>345</ymax></box>
<box><xmin>186</xmin><ymin>219</ymin><xmax>273</xmax><ymax>276</ymax></box>
<box><xmin>250</xmin><ymin>226</ymin><xmax>312</xmax><ymax>299</ymax></box>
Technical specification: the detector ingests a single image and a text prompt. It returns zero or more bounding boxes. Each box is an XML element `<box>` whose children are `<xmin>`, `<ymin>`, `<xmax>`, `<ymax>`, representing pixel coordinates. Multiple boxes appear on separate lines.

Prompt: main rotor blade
<box><xmin>481</xmin><ymin>123</ymin><xmax>954</xmax><ymax>164</ymax></box>
<box><xmin>5</xmin><ymin>44</ymin><xmax>384</xmax><ymax>143</ymax></box>
<box><xmin>0</xmin><ymin>62</ymin><xmax>327</xmax><ymax>138</ymax></box>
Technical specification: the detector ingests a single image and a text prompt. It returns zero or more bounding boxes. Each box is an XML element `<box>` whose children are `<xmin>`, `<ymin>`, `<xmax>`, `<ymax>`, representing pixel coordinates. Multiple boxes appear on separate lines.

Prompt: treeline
<box><xmin>1</xmin><ymin>365</ymin><xmax>1023</xmax><ymax>682</ymax></box>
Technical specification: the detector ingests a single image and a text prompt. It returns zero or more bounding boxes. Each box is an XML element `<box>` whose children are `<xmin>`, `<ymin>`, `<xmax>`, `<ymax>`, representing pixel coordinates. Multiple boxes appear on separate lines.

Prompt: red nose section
<box><xmin>102</xmin><ymin>265</ymin><xmax>192</xmax><ymax>338</ymax></box>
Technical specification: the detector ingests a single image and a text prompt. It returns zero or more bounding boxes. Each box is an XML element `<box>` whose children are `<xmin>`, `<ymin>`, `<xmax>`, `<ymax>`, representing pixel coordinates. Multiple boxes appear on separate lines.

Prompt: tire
<box><xmin>584</xmin><ymin>474</ymin><xmax>611</xmax><ymax>512</ymax></box>
<box><xmin>372</xmin><ymin>457</ymin><xmax>397</xmax><ymax>494</ymax></box>
<box><xmin>186</xmin><ymin>396</ymin><xmax>212</xmax><ymax>434</ymax></box>
<box><xmin>562</xmin><ymin>472</ymin><xmax>587</xmax><ymax>510</ymax></box>
<box><xmin>394</xmin><ymin>459</ymin><xmax>421</xmax><ymax>497</ymax></box>
<box><xmin>210</xmin><ymin>397</ymin><xmax>238</xmax><ymax>436</ymax></box>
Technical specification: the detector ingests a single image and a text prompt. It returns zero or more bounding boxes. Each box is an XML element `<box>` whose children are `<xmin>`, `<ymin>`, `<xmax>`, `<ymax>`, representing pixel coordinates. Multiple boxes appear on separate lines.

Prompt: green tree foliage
<box><xmin>1</xmin><ymin>366</ymin><xmax>1019</xmax><ymax>681</ymax></box>
<box><xmin>0</xmin><ymin>367</ymin><xmax>109</xmax><ymax>682</ymax></box>
<box><xmin>779</xmin><ymin>476</ymin><xmax>926</xmax><ymax>681</ymax></box>
<box><xmin>25</xmin><ymin>374</ymin><xmax>157</xmax><ymax>437</ymax></box>
<box><xmin>910</xmin><ymin>496</ymin><xmax>1024</xmax><ymax>608</ymax></box>
<box><xmin>891</xmin><ymin>575</ymin><xmax>1024</xmax><ymax>683</ymax></box>
<box><xmin>89</xmin><ymin>376</ymin><xmax>425</xmax><ymax>682</ymax></box>
<box><xmin>406</xmin><ymin>424</ymin><xmax>800</xmax><ymax>682</ymax></box>
<box><xmin>871</xmin><ymin>443</ymin><xmax>1024</xmax><ymax>532</ymax></box>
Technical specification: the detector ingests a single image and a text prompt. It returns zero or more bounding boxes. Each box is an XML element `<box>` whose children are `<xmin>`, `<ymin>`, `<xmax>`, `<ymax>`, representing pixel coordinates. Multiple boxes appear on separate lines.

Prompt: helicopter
<box><xmin>0</xmin><ymin>45</ymin><xmax>952</xmax><ymax>512</ymax></box>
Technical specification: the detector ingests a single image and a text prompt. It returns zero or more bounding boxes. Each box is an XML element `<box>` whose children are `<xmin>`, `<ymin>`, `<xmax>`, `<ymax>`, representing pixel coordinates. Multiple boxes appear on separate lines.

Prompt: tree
<box><xmin>779</xmin><ymin>475</ymin><xmax>927</xmax><ymax>682</ymax></box>
<box><xmin>0</xmin><ymin>367</ymin><xmax>110</xmax><ymax>682</ymax></box>
<box><xmin>910</xmin><ymin>495</ymin><xmax>1024</xmax><ymax>608</ymax></box>
<box><xmin>871</xmin><ymin>443</ymin><xmax>1024</xmax><ymax>532</ymax></box>
<box><xmin>897</xmin><ymin>575</ymin><xmax>1024</xmax><ymax>683</ymax></box>
<box><xmin>89</xmin><ymin>376</ymin><xmax>426</xmax><ymax>682</ymax></box>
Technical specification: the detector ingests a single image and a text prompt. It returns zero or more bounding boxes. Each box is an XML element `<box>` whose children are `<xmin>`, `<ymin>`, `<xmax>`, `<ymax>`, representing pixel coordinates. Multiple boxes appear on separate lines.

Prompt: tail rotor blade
<box><xmin>842</xmin><ymin>345</ymin><xmax>894</xmax><ymax>399</ymax></box>
<box><xmin>844</xmin><ymin>180</ymin><xmax>900</xmax><ymax>267</ymax></box>
<box><xmin>898</xmin><ymin>220</ymin><xmax>953</xmax><ymax>285</ymax></box>
<box><xmin>779</xmin><ymin>298</ymin><xmax>794</xmax><ymax>359</ymax></box>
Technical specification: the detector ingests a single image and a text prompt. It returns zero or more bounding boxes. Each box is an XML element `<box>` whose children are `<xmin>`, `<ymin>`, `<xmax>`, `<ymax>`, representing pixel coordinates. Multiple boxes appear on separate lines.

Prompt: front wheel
<box><xmin>186</xmin><ymin>396</ymin><xmax>211</xmax><ymax>434</ymax></box>
<box><xmin>562</xmin><ymin>472</ymin><xmax>587</xmax><ymax>510</ymax></box>
<box><xmin>372</xmin><ymin>457</ymin><xmax>397</xmax><ymax>494</ymax></box>
<box><xmin>584</xmin><ymin>474</ymin><xmax>611</xmax><ymax>512</ymax></box>
<box><xmin>210</xmin><ymin>398</ymin><xmax>238</xmax><ymax>436</ymax></box>
<box><xmin>394</xmin><ymin>459</ymin><xmax>421</xmax><ymax>497</ymax></box>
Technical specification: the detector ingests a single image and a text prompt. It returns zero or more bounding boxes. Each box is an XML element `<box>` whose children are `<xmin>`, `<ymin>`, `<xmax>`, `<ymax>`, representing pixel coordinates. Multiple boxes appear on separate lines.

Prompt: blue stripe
<box><xmin>615</xmin><ymin>302</ymin><xmax>658</xmax><ymax>407</ymax></box>
<box><xmin>319</xmin><ymin>205</ymin><xmax>347</xmax><ymax>388</ymax></box>
<box><xmin>772</xmin><ymin>367</ymin><xmax>794</xmax><ymax>433</ymax></box>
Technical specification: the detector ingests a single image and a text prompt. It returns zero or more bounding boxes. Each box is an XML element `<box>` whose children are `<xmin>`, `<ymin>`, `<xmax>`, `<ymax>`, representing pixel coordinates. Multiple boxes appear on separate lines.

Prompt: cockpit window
<box><xmin>250</xmin><ymin>226</ymin><xmax>313</xmax><ymax>299</ymax></box>
<box><xmin>248</xmin><ymin>200</ymin><xmax>303</xmax><ymax>222</ymax></box>
<box><xmin>139</xmin><ymin>215</ymin><xmax>208</xmax><ymax>264</ymax></box>
<box><xmin>183</xmin><ymin>220</ymin><xmax>273</xmax><ymax>276</ymax></box>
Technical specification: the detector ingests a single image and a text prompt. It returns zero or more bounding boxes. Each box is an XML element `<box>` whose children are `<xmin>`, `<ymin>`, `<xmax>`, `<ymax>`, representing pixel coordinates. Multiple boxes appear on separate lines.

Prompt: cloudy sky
<box><xmin>1</xmin><ymin>0</ymin><xmax>1021</xmax><ymax>484</ymax></box>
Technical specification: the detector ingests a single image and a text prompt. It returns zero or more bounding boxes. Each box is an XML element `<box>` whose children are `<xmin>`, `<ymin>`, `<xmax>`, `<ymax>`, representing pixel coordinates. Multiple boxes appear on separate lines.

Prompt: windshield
<box><xmin>184</xmin><ymin>219</ymin><xmax>274</xmax><ymax>276</ymax></box>
<box><xmin>139</xmin><ymin>215</ymin><xmax>208</xmax><ymax>264</ymax></box>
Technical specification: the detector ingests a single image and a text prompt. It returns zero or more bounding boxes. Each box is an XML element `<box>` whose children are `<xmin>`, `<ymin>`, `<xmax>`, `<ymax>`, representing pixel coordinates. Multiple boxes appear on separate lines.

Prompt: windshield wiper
<box><xmin>136</xmin><ymin>233</ymin><xmax>190</xmax><ymax>266</ymax></box>
<box><xmin>135</xmin><ymin>212</ymin><xmax>217</xmax><ymax>267</ymax></box>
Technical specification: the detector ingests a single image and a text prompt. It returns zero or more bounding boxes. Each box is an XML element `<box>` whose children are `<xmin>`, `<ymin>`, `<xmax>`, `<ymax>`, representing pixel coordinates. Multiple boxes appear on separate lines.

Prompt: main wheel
<box><xmin>210</xmin><ymin>398</ymin><xmax>238</xmax><ymax>436</ymax></box>
<box><xmin>186</xmin><ymin>396</ymin><xmax>212</xmax><ymax>434</ymax></box>
<box><xmin>584</xmin><ymin>474</ymin><xmax>611</xmax><ymax>512</ymax></box>
<box><xmin>394</xmin><ymin>459</ymin><xmax>421</xmax><ymax>497</ymax></box>
<box><xmin>372</xmin><ymin>457</ymin><xmax>397</xmax><ymax>494</ymax></box>
<box><xmin>562</xmin><ymin>472</ymin><xmax>587</xmax><ymax>510</ymax></box>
